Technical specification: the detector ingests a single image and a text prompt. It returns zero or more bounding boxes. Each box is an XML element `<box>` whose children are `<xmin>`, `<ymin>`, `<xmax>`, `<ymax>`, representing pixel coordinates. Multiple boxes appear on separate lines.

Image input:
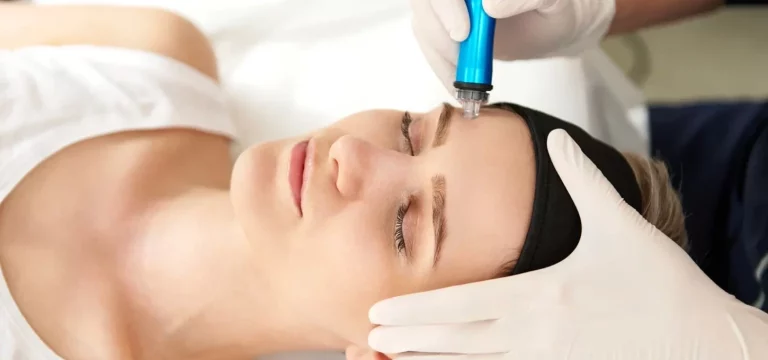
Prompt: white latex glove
<box><xmin>412</xmin><ymin>0</ymin><xmax>616</xmax><ymax>90</ymax></box>
<box><xmin>367</xmin><ymin>129</ymin><xmax>768</xmax><ymax>360</ymax></box>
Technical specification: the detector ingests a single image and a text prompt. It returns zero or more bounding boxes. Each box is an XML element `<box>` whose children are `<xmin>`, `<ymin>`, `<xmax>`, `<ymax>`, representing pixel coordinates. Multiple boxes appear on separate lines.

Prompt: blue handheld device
<box><xmin>455</xmin><ymin>0</ymin><xmax>496</xmax><ymax>119</ymax></box>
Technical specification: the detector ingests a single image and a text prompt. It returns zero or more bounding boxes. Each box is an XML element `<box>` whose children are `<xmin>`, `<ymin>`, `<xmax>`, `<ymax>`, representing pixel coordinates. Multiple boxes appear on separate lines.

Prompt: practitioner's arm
<box><xmin>610</xmin><ymin>0</ymin><xmax>730</xmax><ymax>35</ymax></box>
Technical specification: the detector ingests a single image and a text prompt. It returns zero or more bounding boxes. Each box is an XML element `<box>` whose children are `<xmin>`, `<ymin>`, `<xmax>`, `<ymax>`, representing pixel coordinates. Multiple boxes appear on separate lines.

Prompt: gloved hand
<box><xmin>366</xmin><ymin>129</ymin><xmax>768</xmax><ymax>360</ymax></box>
<box><xmin>412</xmin><ymin>0</ymin><xmax>616</xmax><ymax>90</ymax></box>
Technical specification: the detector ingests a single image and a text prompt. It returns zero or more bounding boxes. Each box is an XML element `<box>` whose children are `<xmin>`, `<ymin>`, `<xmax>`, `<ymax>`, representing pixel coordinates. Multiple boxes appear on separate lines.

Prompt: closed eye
<box><xmin>394</xmin><ymin>199</ymin><xmax>410</xmax><ymax>255</ymax></box>
<box><xmin>395</xmin><ymin>112</ymin><xmax>416</xmax><ymax>256</ymax></box>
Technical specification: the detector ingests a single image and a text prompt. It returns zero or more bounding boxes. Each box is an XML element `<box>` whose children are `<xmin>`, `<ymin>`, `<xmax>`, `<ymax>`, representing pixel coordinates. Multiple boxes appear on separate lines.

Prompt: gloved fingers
<box><xmin>481</xmin><ymin>0</ymin><xmax>551</xmax><ymax>19</ymax></box>
<box><xmin>369</xmin><ymin>318</ymin><xmax>535</xmax><ymax>354</ymax></box>
<box><xmin>429</xmin><ymin>0</ymin><xmax>470</xmax><ymax>41</ymax></box>
<box><xmin>369</xmin><ymin>274</ymin><xmax>542</xmax><ymax>326</ymax></box>
<box><xmin>413</xmin><ymin>21</ymin><xmax>457</xmax><ymax>91</ymax></box>
<box><xmin>546</xmin><ymin>129</ymin><xmax>645</xmax><ymax>234</ymax></box>
<box><xmin>412</xmin><ymin>3</ymin><xmax>460</xmax><ymax>64</ymax></box>
<box><xmin>411</xmin><ymin>0</ymin><xmax>460</xmax><ymax>58</ymax></box>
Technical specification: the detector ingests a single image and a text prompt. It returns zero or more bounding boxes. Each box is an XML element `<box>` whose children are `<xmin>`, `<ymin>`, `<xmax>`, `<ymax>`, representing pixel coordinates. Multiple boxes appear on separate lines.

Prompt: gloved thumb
<box><xmin>546</xmin><ymin>129</ymin><xmax>643</xmax><ymax>231</ymax></box>
<box><xmin>430</xmin><ymin>0</ymin><xmax>471</xmax><ymax>41</ymax></box>
<box><xmin>482</xmin><ymin>0</ymin><xmax>554</xmax><ymax>19</ymax></box>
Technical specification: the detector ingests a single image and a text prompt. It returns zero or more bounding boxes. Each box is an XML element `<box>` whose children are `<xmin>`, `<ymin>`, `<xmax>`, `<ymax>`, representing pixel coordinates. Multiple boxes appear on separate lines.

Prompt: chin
<box><xmin>233</xmin><ymin>138</ymin><xmax>312</xmax><ymax>247</ymax></box>
<box><xmin>231</xmin><ymin>143</ymin><xmax>280</xmax><ymax>221</ymax></box>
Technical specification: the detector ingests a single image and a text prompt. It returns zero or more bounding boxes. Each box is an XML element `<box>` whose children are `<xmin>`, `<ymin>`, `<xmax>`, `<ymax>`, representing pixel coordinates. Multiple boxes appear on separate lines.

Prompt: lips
<box><xmin>289</xmin><ymin>140</ymin><xmax>310</xmax><ymax>216</ymax></box>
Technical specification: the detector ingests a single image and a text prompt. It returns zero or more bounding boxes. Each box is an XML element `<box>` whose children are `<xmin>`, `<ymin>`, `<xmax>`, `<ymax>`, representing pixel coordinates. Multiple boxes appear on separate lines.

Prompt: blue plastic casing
<box><xmin>455</xmin><ymin>0</ymin><xmax>496</xmax><ymax>89</ymax></box>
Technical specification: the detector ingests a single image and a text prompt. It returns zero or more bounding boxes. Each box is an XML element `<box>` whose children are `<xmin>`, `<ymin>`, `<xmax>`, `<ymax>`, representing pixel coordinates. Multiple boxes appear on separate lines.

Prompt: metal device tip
<box><xmin>455</xmin><ymin>89</ymin><xmax>488</xmax><ymax>120</ymax></box>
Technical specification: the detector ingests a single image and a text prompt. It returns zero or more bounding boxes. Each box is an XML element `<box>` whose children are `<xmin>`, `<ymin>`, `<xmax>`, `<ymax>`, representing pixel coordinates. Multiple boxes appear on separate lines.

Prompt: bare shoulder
<box><xmin>0</xmin><ymin>132</ymin><xmax>232</xmax><ymax>360</ymax></box>
<box><xmin>0</xmin><ymin>4</ymin><xmax>218</xmax><ymax>80</ymax></box>
<box><xmin>0</xmin><ymin>6</ymin><xmax>230</xmax><ymax>358</ymax></box>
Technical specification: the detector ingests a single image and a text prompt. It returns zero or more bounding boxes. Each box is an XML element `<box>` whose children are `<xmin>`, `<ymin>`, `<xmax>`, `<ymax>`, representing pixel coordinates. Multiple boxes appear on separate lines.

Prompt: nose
<box><xmin>328</xmin><ymin>135</ymin><xmax>411</xmax><ymax>200</ymax></box>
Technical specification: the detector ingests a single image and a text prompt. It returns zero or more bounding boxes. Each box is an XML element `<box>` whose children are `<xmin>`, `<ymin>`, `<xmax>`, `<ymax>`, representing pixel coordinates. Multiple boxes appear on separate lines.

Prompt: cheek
<box><xmin>299</xmin><ymin>208</ymin><xmax>399</xmax><ymax>296</ymax></box>
<box><xmin>289</xmin><ymin>206</ymin><xmax>410</xmax><ymax>341</ymax></box>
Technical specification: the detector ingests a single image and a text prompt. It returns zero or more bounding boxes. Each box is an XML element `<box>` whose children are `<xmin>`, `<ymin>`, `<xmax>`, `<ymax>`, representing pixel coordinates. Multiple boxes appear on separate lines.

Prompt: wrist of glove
<box><xmin>358</xmin><ymin>130</ymin><xmax>768</xmax><ymax>360</ymax></box>
<box><xmin>411</xmin><ymin>0</ymin><xmax>616</xmax><ymax>90</ymax></box>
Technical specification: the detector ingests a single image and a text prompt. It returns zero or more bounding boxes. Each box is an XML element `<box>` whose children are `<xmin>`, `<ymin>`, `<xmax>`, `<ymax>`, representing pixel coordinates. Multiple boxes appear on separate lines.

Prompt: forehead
<box><xmin>426</xmin><ymin>106</ymin><xmax>536</xmax><ymax>286</ymax></box>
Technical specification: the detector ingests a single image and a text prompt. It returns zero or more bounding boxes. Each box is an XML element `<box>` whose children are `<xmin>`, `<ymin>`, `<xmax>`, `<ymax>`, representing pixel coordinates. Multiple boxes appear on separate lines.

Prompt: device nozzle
<box><xmin>455</xmin><ymin>89</ymin><xmax>489</xmax><ymax>120</ymax></box>
<box><xmin>461</xmin><ymin>100</ymin><xmax>482</xmax><ymax>119</ymax></box>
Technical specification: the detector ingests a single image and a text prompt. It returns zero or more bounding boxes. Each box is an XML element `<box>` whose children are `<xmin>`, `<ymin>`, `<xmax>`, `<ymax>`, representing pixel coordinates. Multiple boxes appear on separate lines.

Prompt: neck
<box><xmin>119</xmin><ymin>187</ymin><xmax>345</xmax><ymax>359</ymax></box>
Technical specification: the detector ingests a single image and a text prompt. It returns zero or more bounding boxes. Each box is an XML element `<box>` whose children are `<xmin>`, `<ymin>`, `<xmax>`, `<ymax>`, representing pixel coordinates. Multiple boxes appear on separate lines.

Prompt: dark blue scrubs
<box><xmin>727</xmin><ymin>0</ymin><xmax>768</xmax><ymax>3</ymax></box>
<box><xmin>650</xmin><ymin>102</ymin><xmax>768</xmax><ymax>311</ymax></box>
<box><xmin>648</xmin><ymin>0</ymin><xmax>768</xmax><ymax>312</ymax></box>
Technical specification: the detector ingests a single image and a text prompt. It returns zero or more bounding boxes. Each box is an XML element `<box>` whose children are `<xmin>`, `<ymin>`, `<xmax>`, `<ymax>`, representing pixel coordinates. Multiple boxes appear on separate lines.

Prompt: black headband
<box><xmin>488</xmin><ymin>103</ymin><xmax>642</xmax><ymax>275</ymax></box>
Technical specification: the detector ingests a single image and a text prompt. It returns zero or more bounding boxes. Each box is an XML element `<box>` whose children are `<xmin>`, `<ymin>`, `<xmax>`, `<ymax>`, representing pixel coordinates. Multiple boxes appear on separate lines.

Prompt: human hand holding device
<box><xmin>411</xmin><ymin>0</ymin><xmax>615</xmax><ymax>90</ymax></box>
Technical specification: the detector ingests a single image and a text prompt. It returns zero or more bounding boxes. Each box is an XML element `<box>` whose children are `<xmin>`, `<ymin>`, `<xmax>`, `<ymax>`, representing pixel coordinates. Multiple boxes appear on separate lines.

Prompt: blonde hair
<box><xmin>621</xmin><ymin>153</ymin><xmax>688</xmax><ymax>250</ymax></box>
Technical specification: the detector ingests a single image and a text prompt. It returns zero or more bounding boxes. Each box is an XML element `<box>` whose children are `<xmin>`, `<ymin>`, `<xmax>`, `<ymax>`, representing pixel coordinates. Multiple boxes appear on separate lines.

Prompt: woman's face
<box><xmin>231</xmin><ymin>103</ymin><xmax>535</xmax><ymax>346</ymax></box>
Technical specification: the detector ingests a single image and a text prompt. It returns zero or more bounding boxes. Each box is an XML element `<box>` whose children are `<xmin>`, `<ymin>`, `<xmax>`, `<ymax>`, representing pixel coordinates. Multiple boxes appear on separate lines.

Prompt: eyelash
<box><xmin>395</xmin><ymin>201</ymin><xmax>409</xmax><ymax>255</ymax></box>
<box><xmin>395</xmin><ymin>112</ymin><xmax>415</xmax><ymax>255</ymax></box>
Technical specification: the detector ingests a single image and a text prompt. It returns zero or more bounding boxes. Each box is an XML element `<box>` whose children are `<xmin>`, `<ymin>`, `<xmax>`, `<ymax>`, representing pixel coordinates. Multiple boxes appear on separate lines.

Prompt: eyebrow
<box><xmin>432</xmin><ymin>103</ymin><xmax>454</xmax><ymax>148</ymax></box>
<box><xmin>431</xmin><ymin>174</ymin><xmax>447</xmax><ymax>267</ymax></box>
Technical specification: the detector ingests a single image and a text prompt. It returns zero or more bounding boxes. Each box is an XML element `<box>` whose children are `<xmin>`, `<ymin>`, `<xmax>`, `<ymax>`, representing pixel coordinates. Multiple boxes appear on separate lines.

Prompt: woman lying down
<box><xmin>0</xmin><ymin>4</ymin><xmax>687</xmax><ymax>360</ymax></box>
